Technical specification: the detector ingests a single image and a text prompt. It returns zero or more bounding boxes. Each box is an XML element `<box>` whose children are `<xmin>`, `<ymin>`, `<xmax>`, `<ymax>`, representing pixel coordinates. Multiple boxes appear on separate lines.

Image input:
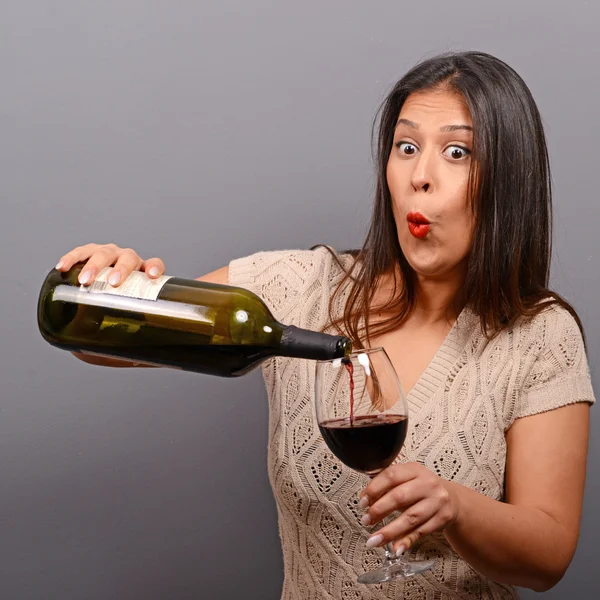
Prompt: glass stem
<box><xmin>379</xmin><ymin>516</ymin><xmax>400</xmax><ymax>562</ymax></box>
<box><xmin>367</xmin><ymin>475</ymin><xmax>405</xmax><ymax>564</ymax></box>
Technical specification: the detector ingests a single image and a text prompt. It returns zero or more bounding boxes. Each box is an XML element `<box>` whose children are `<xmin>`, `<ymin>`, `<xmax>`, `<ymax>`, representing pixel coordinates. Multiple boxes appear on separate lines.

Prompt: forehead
<box><xmin>398</xmin><ymin>88</ymin><xmax>472</xmax><ymax>125</ymax></box>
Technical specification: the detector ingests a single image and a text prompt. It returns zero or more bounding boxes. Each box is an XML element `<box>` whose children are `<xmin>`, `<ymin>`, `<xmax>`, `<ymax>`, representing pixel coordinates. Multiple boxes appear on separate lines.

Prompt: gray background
<box><xmin>2</xmin><ymin>1</ymin><xmax>598</xmax><ymax>598</ymax></box>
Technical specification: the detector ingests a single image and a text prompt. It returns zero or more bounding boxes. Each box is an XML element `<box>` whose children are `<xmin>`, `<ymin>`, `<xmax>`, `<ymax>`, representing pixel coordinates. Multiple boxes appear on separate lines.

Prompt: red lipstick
<box><xmin>406</xmin><ymin>211</ymin><xmax>431</xmax><ymax>239</ymax></box>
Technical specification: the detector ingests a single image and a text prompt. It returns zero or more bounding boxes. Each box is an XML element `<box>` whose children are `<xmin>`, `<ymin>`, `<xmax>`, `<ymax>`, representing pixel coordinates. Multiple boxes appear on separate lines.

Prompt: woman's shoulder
<box><xmin>228</xmin><ymin>245</ymin><xmax>356</xmax><ymax>289</ymax></box>
<box><xmin>464</xmin><ymin>302</ymin><xmax>594</xmax><ymax>424</ymax></box>
<box><xmin>227</xmin><ymin>245</ymin><xmax>356</xmax><ymax>321</ymax></box>
<box><xmin>507</xmin><ymin>302</ymin><xmax>593</xmax><ymax>420</ymax></box>
<box><xmin>508</xmin><ymin>302</ymin><xmax>585</xmax><ymax>353</ymax></box>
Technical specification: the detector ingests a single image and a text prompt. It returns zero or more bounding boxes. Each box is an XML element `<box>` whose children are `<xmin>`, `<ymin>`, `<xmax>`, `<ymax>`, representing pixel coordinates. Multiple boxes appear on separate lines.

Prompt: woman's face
<box><xmin>386</xmin><ymin>88</ymin><xmax>476</xmax><ymax>281</ymax></box>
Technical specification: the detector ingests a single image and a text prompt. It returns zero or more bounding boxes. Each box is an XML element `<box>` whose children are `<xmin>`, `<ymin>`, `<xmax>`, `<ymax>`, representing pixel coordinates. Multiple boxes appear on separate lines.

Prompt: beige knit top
<box><xmin>228</xmin><ymin>246</ymin><xmax>595</xmax><ymax>600</ymax></box>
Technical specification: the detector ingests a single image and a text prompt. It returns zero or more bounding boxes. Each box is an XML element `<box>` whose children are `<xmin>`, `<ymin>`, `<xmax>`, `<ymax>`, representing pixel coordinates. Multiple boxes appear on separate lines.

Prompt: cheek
<box><xmin>445</xmin><ymin>209</ymin><xmax>475</xmax><ymax>259</ymax></box>
<box><xmin>386</xmin><ymin>157</ymin><xmax>409</xmax><ymax>195</ymax></box>
<box><xmin>438</xmin><ymin>182</ymin><xmax>475</xmax><ymax>258</ymax></box>
<box><xmin>386</xmin><ymin>165</ymin><xmax>400</xmax><ymax>218</ymax></box>
<box><xmin>445</xmin><ymin>175</ymin><xmax>472</xmax><ymax>224</ymax></box>
<box><xmin>387</xmin><ymin>160</ymin><xmax>410</xmax><ymax>219</ymax></box>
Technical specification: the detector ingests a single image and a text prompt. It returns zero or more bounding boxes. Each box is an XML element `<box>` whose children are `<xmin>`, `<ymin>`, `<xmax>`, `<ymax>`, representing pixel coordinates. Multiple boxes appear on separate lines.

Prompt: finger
<box><xmin>141</xmin><ymin>257</ymin><xmax>166</xmax><ymax>279</ymax></box>
<box><xmin>366</xmin><ymin>497</ymin><xmax>439</xmax><ymax>551</ymax></box>
<box><xmin>56</xmin><ymin>243</ymin><xmax>103</xmax><ymax>271</ymax></box>
<box><xmin>76</xmin><ymin>244</ymin><xmax>120</xmax><ymax>285</ymax></box>
<box><xmin>361</xmin><ymin>463</ymin><xmax>421</xmax><ymax>507</ymax></box>
<box><xmin>393</xmin><ymin>508</ymin><xmax>455</xmax><ymax>554</ymax></box>
<box><xmin>108</xmin><ymin>248</ymin><xmax>144</xmax><ymax>287</ymax></box>
<box><xmin>361</xmin><ymin>476</ymin><xmax>433</xmax><ymax>527</ymax></box>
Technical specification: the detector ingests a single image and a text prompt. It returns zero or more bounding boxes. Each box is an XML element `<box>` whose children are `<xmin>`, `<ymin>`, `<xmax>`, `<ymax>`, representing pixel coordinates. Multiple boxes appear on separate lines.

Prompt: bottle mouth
<box><xmin>337</xmin><ymin>337</ymin><xmax>353</xmax><ymax>358</ymax></box>
<box><xmin>317</xmin><ymin>346</ymin><xmax>385</xmax><ymax>364</ymax></box>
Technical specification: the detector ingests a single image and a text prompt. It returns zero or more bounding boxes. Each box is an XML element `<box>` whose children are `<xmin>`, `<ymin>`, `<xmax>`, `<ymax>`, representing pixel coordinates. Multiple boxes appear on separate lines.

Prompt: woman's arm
<box><xmin>361</xmin><ymin>401</ymin><xmax>590</xmax><ymax>592</ymax></box>
<box><xmin>443</xmin><ymin>402</ymin><xmax>590</xmax><ymax>591</ymax></box>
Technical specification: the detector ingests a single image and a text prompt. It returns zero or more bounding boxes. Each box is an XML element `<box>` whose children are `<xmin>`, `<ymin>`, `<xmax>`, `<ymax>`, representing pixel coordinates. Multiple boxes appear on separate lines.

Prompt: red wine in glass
<box><xmin>318</xmin><ymin>415</ymin><xmax>408</xmax><ymax>476</ymax></box>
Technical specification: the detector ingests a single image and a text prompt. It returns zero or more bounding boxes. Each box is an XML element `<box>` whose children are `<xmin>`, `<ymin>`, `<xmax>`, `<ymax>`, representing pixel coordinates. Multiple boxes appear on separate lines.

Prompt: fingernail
<box><xmin>396</xmin><ymin>545</ymin><xmax>405</xmax><ymax>557</ymax></box>
<box><xmin>55</xmin><ymin>261</ymin><xmax>64</xmax><ymax>270</ymax></box>
<box><xmin>108</xmin><ymin>272</ymin><xmax>120</xmax><ymax>286</ymax></box>
<box><xmin>361</xmin><ymin>514</ymin><xmax>372</xmax><ymax>527</ymax></box>
<box><xmin>366</xmin><ymin>533</ymin><xmax>384</xmax><ymax>549</ymax></box>
<box><xmin>149</xmin><ymin>266</ymin><xmax>159</xmax><ymax>277</ymax></box>
<box><xmin>79</xmin><ymin>271</ymin><xmax>92</xmax><ymax>285</ymax></box>
<box><xmin>358</xmin><ymin>496</ymin><xmax>370</xmax><ymax>510</ymax></box>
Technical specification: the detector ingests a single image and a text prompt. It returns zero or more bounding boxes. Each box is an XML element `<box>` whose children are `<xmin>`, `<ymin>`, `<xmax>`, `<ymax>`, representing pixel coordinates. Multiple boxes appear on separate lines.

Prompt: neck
<box><xmin>412</xmin><ymin>271</ymin><xmax>467</xmax><ymax>326</ymax></box>
<box><xmin>373</xmin><ymin>263</ymin><xmax>468</xmax><ymax>327</ymax></box>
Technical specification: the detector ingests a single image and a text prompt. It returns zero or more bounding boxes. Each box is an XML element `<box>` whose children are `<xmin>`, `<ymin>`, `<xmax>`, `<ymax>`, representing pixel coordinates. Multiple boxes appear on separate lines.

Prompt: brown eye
<box><xmin>396</xmin><ymin>142</ymin><xmax>418</xmax><ymax>156</ymax></box>
<box><xmin>443</xmin><ymin>145</ymin><xmax>471</xmax><ymax>161</ymax></box>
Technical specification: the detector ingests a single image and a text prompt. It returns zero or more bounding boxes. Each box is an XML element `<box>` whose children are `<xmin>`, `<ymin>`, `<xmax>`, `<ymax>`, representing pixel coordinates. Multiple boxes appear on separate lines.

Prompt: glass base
<box><xmin>357</xmin><ymin>557</ymin><xmax>435</xmax><ymax>584</ymax></box>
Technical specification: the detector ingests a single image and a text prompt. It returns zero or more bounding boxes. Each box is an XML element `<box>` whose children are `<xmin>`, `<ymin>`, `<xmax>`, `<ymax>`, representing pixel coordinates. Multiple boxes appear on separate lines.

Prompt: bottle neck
<box><xmin>278</xmin><ymin>325</ymin><xmax>351</xmax><ymax>361</ymax></box>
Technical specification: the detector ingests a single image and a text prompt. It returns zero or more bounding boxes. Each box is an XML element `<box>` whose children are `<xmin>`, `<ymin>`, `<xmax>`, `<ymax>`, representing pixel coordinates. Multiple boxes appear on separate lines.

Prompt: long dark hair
<box><xmin>322</xmin><ymin>51</ymin><xmax>583</xmax><ymax>346</ymax></box>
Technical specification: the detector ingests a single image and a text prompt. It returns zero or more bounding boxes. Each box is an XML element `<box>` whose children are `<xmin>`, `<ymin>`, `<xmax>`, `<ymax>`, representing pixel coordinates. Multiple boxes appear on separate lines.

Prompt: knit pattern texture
<box><xmin>229</xmin><ymin>247</ymin><xmax>594</xmax><ymax>600</ymax></box>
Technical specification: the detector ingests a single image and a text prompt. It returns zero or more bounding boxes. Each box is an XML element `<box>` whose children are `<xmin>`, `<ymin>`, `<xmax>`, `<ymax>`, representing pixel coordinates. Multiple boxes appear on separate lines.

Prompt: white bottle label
<box><xmin>85</xmin><ymin>268</ymin><xmax>172</xmax><ymax>301</ymax></box>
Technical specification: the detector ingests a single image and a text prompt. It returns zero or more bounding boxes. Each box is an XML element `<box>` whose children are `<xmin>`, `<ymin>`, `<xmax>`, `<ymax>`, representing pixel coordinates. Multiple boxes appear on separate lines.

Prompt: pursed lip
<box><xmin>406</xmin><ymin>211</ymin><xmax>431</xmax><ymax>225</ymax></box>
<box><xmin>406</xmin><ymin>211</ymin><xmax>431</xmax><ymax>239</ymax></box>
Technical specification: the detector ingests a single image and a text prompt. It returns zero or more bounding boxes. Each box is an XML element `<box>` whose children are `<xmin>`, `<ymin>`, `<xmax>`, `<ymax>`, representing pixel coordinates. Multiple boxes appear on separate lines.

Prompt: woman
<box><xmin>55</xmin><ymin>51</ymin><xmax>594</xmax><ymax>598</ymax></box>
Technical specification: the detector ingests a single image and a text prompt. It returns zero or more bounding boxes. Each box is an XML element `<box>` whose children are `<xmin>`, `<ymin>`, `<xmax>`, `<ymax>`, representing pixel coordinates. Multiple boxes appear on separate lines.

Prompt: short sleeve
<box><xmin>515</xmin><ymin>306</ymin><xmax>595</xmax><ymax>420</ymax></box>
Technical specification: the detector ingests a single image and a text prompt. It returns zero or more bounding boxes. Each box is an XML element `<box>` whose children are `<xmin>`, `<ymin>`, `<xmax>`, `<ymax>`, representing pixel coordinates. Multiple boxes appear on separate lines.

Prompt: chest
<box><xmin>266</xmin><ymin>318</ymin><xmax>517</xmax><ymax>507</ymax></box>
<box><xmin>370</xmin><ymin>322</ymin><xmax>452</xmax><ymax>396</ymax></box>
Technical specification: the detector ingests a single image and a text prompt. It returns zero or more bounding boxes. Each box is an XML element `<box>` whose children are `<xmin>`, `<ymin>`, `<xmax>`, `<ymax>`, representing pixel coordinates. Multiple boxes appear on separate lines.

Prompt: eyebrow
<box><xmin>440</xmin><ymin>124</ymin><xmax>473</xmax><ymax>133</ymax></box>
<box><xmin>395</xmin><ymin>118</ymin><xmax>473</xmax><ymax>133</ymax></box>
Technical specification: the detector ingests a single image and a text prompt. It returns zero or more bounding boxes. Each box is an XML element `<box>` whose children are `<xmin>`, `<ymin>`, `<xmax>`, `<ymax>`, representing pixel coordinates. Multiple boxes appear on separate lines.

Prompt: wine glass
<box><xmin>314</xmin><ymin>347</ymin><xmax>435</xmax><ymax>583</ymax></box>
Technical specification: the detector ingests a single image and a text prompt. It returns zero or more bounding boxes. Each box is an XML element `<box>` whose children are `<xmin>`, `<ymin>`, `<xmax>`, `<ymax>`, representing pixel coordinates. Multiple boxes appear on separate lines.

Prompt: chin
<box><xmin>399</xmin><ymin>238</ymin><xmax>436</xmax><ymax>270</ymax></box>
<box><xmin>403</xmin><ymin>248</ymin><xmax>468</xmax><ymax>281</ymax></box>
<box><xmin>401</xmin><ymin>247</ymin><xmax>449</xmax><ymax>279</ymax></box>
<box><xmin>408</xmin><ymin>261</ymin><xmax>446</xmax><ymax>278</ymax></box>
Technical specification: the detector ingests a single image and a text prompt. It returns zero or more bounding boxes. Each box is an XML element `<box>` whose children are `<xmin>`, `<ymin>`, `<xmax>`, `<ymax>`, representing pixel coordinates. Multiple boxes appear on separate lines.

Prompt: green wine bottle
<box><xmin>37</xmin><ymin>264</ymin><xmax>352</xmax><ymax>377</ymax></box>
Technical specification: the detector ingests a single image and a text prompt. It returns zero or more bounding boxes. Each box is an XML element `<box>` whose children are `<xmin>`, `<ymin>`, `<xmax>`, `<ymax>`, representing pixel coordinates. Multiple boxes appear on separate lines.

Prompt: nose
<box><xmin>411</xmin><ymin>149</ymin><xmax>435</xmax><ymax>193</ymax></box>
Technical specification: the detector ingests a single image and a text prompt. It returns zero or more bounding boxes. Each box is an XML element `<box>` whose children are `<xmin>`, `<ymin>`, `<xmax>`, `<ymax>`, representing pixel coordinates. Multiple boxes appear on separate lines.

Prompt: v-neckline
<box><xmin>404</xmin><ymin>306</ymin><xmax>477</xmax><ymax>412</ymax></box>
<box><xmin>333</xmin><ymin>253</ymin><xmax>478</xmax><ymax>411</ymax></box>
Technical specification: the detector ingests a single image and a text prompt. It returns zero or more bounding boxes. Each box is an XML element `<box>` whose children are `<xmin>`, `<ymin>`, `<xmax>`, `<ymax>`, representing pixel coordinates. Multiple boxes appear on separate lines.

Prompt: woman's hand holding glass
<box><xmin>360</xmin><ymin>462</ymin><xmax>460</xmax><ymax>555</ymax></box>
